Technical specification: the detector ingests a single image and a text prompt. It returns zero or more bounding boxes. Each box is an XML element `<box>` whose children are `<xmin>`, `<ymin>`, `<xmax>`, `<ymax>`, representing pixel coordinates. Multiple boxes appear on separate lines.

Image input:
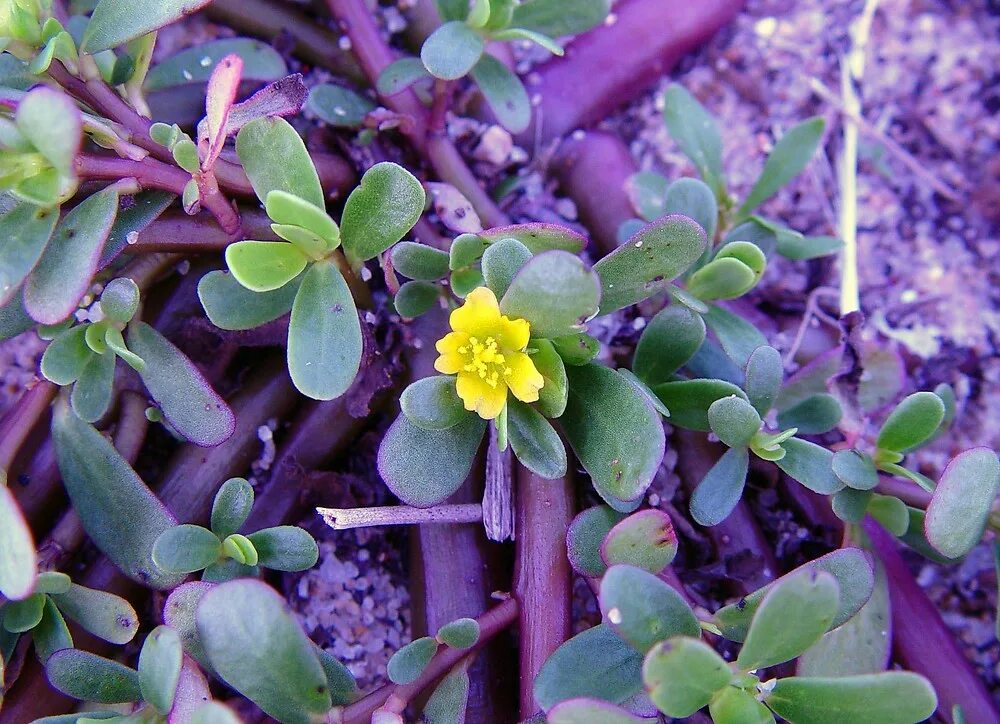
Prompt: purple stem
<box><xmin>865</xmin><ymin>519</ymin><xmax>998</xmax><ymax>723</ymax></box>
<box><xmin>513</xmin><ymin>464</ymin><xmax>574</xmax><ymax>719</ymax></box>
<box><xmin>516</xmin><ymin>0</ymin><xmax>744</xmax><ymax>145</ymax></box>
<box><xmin>0</xmin><ymin>380</ymin><xmax>56</xmax><ymax>472</ymax></box>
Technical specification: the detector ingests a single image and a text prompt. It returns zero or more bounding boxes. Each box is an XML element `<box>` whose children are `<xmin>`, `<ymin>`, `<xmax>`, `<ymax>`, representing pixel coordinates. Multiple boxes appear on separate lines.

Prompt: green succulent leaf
<box><xmin>17</xmin><ymin>87</ymin><xmax>82</xmax><ymax>179</ymax></box>
<box><xmin>265</xmin><ymin>190</ymin><xmax>339</xmax><ymax>250</ymax></box>
<box><xmin>925</xmin><ymin>448</ymin><xmax>1000</xmax><ymax>559</ymax></box>
<box><xmin>0</xmin><ymin>481</ymin><xmax>37</xmax><ymax>601</ymax></box>
<box><xmin>710</xmin><ymin>686</ymin><xmax>775</xmax><ymax>724</ymax></box>
<box><xmin>708</xmin><ymin>395</ymin><xmax>762</xmax><ymax>448</ymax></box>
<box><xmin>387</xmin><ymin>636</ymin><xmax>439</xmax><ymax>685</ymax></box>
<box><xmin>599</xmin><ymin>565</ymin><xmax>699</xmax><ymax>653</ymax></box>
<box><xmin>247</xmin><ymin>526</ymin><xmax>319</xmax><ymax>571</ymax></box>
<box><xmin>690</xmin><ymin>446</ymin><xmax>750</xmax><ymax>527</ymax></box>
<box><xmin>509</xmin><ymin>0</ymin><xmax>610</xmax><ymax>36</ymax></box>
<box><xmin>436</xmin><ymin>618</ymin><xmax>480</xmax><ymax>650</ymax></box>
<box><xmin>209</xmin><ymin>477</ymin><xmax>255</xmax><ymax>539</ymax></box>
<box><xmin>376</xmin><ymin>57</ymin><xmax>432</xmax><ymax>96</ymax></box>
<box><xmin>479</xmin><ymin>223</ymin><xmax>587</xmax><ymax>255</ymax></box>
<box><xmin>831</xmin><ymin>487</ymin><xmax>873</xmax><ymax>524</ymax></box>
<box><xmin>48</xmin><ymin>582</ymin><xmax>139</xmax><ymax>646</ymax></box>
<box><xmin>567</xmin><ymin>505</ymin><xmax>625</xmax><ymax>578</ymax></box>
<box><xmin>736</xmin><ymin>569</ymin><xmax>839</xmax><ymax>670</ymax></box>
<box><xmin>713</xmin><ymin>548</ymin><xmax>875</xmax><ymax>642</ymax></box>
<box><xmin>876</xmin><ymin>391</ymin><xmax>945</xmax><ymax>454</ymax></box>
<box><xmin>530</xmin><ymin>338</ymin><xmax>568</xmax><ymax>418</ymax></box>
<box><xmin>633</xmin><ymin>304</ymin><xmax>706</xmax><ymax>386</ymax></box>
<box><xmin>562</xmin><ymin>363</ymin><xmax>664</xmax><ymax>512</ymax></box>
<box><xmin>737</xmin><ymin>117</ymin><xmax>825</xmax><ymax>218</ymax></box>
<box><xmin>401</xmin><ymin>376</ymin><xmax>467</xmax><ymax>431</ymax></box>
<box><xmin>225</xmin><ymin>241</ymin><xmax>309</xmax><ymax>293</ymax></box>
<box><xmin>153</xmin><ymin>525</ymin><xmax>222</xmax><ymax>573</ymax></box>
<box><xmin>662</xmin><ymin>84</ymin><xmax>724</xmax><ymax>197</ymax></box>
<box><xmin>662</xmin><ymin>177</ymin><xmax>718</xmax><ymax>244</ymax></box>
<box><xmin>763</xmin><ymin>672</ymin><xmax>937</xmax><ymax>724</ymax></box>
<box><xmin>287</xmin><ymin>260</ymin><xmax>363</xmax><ymax>401</ymax></box>
<box><xmin>481</xmin><ymin>237</ymin><xmax>532</xmax><ymax>297</ymax></box>
<box><xmin>548</xmin><ymin>698</ymin><xmax>648</xmax><ymax>724</ymax></box>
<box><xmin>306</xmin><ymin>83</ymin><xmax>375</xmax><ymax>129</ymax></box>
<box><xmin>499</xmin><ymin>251</ymin><xmax>601</xmax><ymax>339</ymax></box>
<box><xmin>3</xmin><ymin>593</ymin><xmax>45</xmax><ymax>633</ymax></box>
<box><xmin>507</xmin><ymin>398</ymin><xmax>567</xmax><ymax>479</ymax></box>
<box><xmin>24</xmin><ymin>187</ymin><xmax>119</xmax><ymax>325</ymax></box>
<box><xmin>83</xmin><ymin>0</ymin><xmax>213</xmax><ymax>52</ymax></box>
<box><xmin>32</xmin><ymin>596</ymin><xmax>73</xmax><ymax>663</ymax></box>
<box><xmin>235</xmin><ymin>117</ymin><xmax>324</xmax><ymax>209</ymax></box>
<box><xmin>378</xmin><ymin>411</ymin><xmax>486</xmax><ymax>507</ymax></box>
<box><xmin>625</xmin><ymin>171</ymin><xmax>669</xmax><ymax>222</ymax></box>
<box><xmin>197</xmin><ymin>579</ymin><xmax>332</xmax><ymax>722</ymax></box>
<box><xmin>831</xmin><ymin>449</ymin><xmax>879</xmax><ymax>491</ymax></box>
<box><xmin>422</xmin><ymin>661</ymin><xmax>471</xmax><ymax>722</ymax></box>
<box><xmin>45</xmin><ymin>649</ymin><xmax>141</xmax><ymax>704</ymax></box>
<box><xmin>534</xmin><ymin>624</ymin><xmax>643</xmax><ymax>712</ymax></box>
<box><xmin>600</xmin><ymin>509</ymin><xmax>678</xmax><ymax>574</ymax></box>
<box><xmin>775</xmin><ymin>437</ymin><xmax>843</xmax><ymax>494</ymax></box>
<box><xmin>594</xmin><ymin>215</ymin><xmax>707</xmax><ymax>314</ymax></box>
<box><xmin>470</xmin><ymin>53</ymin><xmax>531</xmax><ymax>133</ymax></box>
<box><xmin>652</xmin><ymin>379</ymin><xmax>748</xmax><ymax>432</ymax></box>
<box><xmin>145</xmin><ymin>38</ymin><xmax>286</xmax><ymax>91</ymax></box>
<box><xmin>52</xmin><ymin>400</ymin><xmax>184</xmax><ymax>589</ymax></box>
<box><xmin>775</xmin><ymin>230</ymin><xmax>843</xmax><ymax>260</ymax></box>
<box><xmin>99</xmin><ymin>277</ymin><xmax>141</xmax><ymax>324</ymax></box>
<box><xmin>0</xmin><ymin>202</ymin><xmax>59</xmax><ymax>307</ymax></box>
<box><xmin>69</xmin><ymin>349</ymin><xmax>115</xmax><ymax>422</ymax></box>
<box><xmin>702</xmin><ymin>304</ymin><xmax>768</xmax><ymax>369</ymax></box>
<box><xmin>340</xmin><ymin>162</ymin><xmax>425</xmax><ymax>263</ymax></box>
<box><xmin>163</xmin><ymin>582</ymin><xmax>214</xmax><ymax>672</ymax></box>
<box><xmin>138</xmin><ymin>625</ymin><xmax>183</xmax><ymax>715</ymax></box>
<box><xmin>198</xmin><ymin>270</ymin><xmax>300</xmax><ymax>331</ymax></box>
<box><xmin>643</xmin><ymin>637</ymin><xmax>730</xmax><ymax>718</ymax></box>
<box><xmin>392</xmin><ymin>242</ymin><xmax>451</xmax><ymax>282</ymax></box>
<box><xmin>421</xmin><ymin>21</ymin><xmax>484</xmax><ymax>80</ymax></box>
<box><xmin>395</xmin><ymin>280</ymin><xmax>440</xmax><ymax>318</ymax></box>
<box><xmin>744</xmin><ymin>345</ymin><xmax>782</xmax><ymax>416</ymax></box>
<box><xmin>777</xmin><ymin>393</ymin><xmax>842</xmax><ymax>435</ymax></box>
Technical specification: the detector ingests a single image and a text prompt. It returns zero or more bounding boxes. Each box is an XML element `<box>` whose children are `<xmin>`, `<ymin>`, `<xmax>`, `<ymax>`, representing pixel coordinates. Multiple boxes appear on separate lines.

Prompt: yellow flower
<box><xmin>434</xmin><ymin>287</ymin><xmax>544</xmax><ymax>420</ymax></box>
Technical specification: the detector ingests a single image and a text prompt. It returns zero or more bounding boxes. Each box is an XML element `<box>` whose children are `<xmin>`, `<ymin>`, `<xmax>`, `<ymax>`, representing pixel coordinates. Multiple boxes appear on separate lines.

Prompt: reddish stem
<box><xmin>513</xmin><ymin>464</ymin><xmax>573</xmax><ymax>719</ymax></box>
<box><xmin>865</xmin><ymin>519</ymin><xmax>998</xmax><ymax>723</ymax></box>
<box><xmin>0</xmin><ymin>380</ymin><xmax>56</xmax><ymax>472</ymax></box>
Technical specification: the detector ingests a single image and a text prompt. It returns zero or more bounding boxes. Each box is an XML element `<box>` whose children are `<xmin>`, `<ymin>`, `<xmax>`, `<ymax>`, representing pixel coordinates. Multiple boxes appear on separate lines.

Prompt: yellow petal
<box><xmin>456</xmin><ymin>371</ymin><xmax>507</xmax><ymax>420</ymax></box>
<box><xmin>505</xmin><ymin>351</ymin><xmax>544</xmax><ymax>403</ymax></box>
<box><xmin>449</xmin><ymin>286</ymin><xmax>501</xmax><ymax>336</ymax></box>
<box><xmin>498</xmin><ymin>315</ymin><xmax>530</xmax><ymax>351</ymax></box>
<box><xmin>434</xmin><ymin>331</ymin><xmax>467</xmax><ymax>374</ymax></box>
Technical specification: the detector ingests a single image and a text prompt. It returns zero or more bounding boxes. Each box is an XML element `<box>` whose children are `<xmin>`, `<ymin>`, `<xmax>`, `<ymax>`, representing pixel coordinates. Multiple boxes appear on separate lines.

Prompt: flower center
<box><xmin>458</xmin><ymin>336</ymin><xmax>513</xmax><ymax>389</ymax></box>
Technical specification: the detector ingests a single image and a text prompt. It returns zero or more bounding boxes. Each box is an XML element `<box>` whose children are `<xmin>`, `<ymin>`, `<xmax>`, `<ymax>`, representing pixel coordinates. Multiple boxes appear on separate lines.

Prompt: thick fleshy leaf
<box><xmin>33</xmin><ymin>597</ymin><xmax>73</xmax><ymax>663</ymax></box>
<box><xmin>652</xmin><ymin>379</ymin><xmax>747</xmax><ymax>432</ymax></box>
<box><xmin>436</xmin><ymin>618</ymin><xmax>480</xmax><ymax>649</ymax></box>
<box><xmin>832</xmin><ymin>449</ymin><xmax>879</xmax><ymax>491</ymax></box>
<box><xmin>266</xmin><ymin>190</ymin><xmax>339</xmax><ymax>250</ymax></box>
<box><xmin>378</xmin><ymin>412</ymin><xmax>486</xmax><ymax>507</ymax></box>
<box><xmin>594</xmin><ymin>215</ymin><xmax>707</xmax><ymax>314</ymax></box>
<box><xmin>687</xmin><ymin>257</ymin><xmax>757</xmax><ymax>302</ymax></box>
<box><xmin>509</xmin><ymin>0</ymin><xmax>610</xmax><ymax>36</ymax></box>
<box><xmin>736</xmin><ymin>569</ymin><xmax>839</xmax><ymax>670</ymax></box>
<box><xmin>376</xmin><ymin>57</ymin><xmax>431</xmax><ymax>96</ymax></box>
<box><xmin>832</xmin><ymin>487</ymin><xmax>873</xmax><ymax>524</ymax></box>
<box><xmin>709</xmin><ymin>686</ymin><xmax>775</xmax><ymax>724</ymax></box>
<box><xmin>626</xmin><ymin>172</ymin><xmax>669</xmax><ymax>222</ymax></box>
<box><xmin>562</xmin><ymin>364</ymin><xmax>665</xmax><ymax>512</ymax></box>
<box><xmin>51</xmin><ymin>400</ymin><xmax>184</xmax><ymax>589</ymax></box>
<box><xmin>225</xmin><ymin>241</ymin><xmax>308</xmax><ymax>293</ymax></box>
<box><xmin>0</xmin><ymin>291</ymin><xmax>35</xmax><ymax>341</ymax></box>
<box><xmin>395</xmin><ymin>280</ymin><xmax>439</xmax><ymax>317</ymax></box>
<box><xmin>642</xmin><ymin>637</ymin><xmax>730</xmax><ymax>718</ymax></box>
<box><xmin>197</xmin><ymin>580</ymin><xmax>332</xmax><ymax>721</ymax></box>
<box><xmin>600</xmin><ymin>509</ymin><xmax>677</xmax><ymax>574</ymax></box>
<box><xmin>207</xmin><ymin>478</ymin><xmax>253</xmax><ymax>541</ymax></box>
<box><xmin>45</xmin><ymin>649</ymin><xmax>141</xmax><ymax>703</ymax></box>
<box><xmin>662</xmin><ymin>84</ymin><xmax>724</xmax><ymax>196</ymax></box>
<box><xmin>153</xmin><ymin>525</ymin><xmax>223</xmax><ymax>573</ymax></box>
<box><xmin>798</xmin><ymin>558</ymin><xmax>891</xmax><ymax>676</ymax></box>
<box><xmin>235</xmin><ymin>117</ymin><xmax>324</xmax><ymax>209</ymax></box>
<box><xmin>340</xmin><ymin>162</ymin><xmax>425</xmax><ymax>263</ymax></box>
<box><xmin>744</xmin><ymin>345</ymin><xmax>782</xmax><ymax>415</ymax></box>
<box><xmin>776</xmin><ymin>230</ymin><xmax>843</xmax><ymax>260</ymax></box>
<box><xmin>70</xmin><ymin>349</ymin><xmax>115</xmax><ymax>422</ymax></box>
<box><xmin>0</xmin><ymin>482</ymin><xmax>36</xmax><ymax>600</ymax></box>
<box><xmin>0</xmin><ymin>202</ymin><xmax>59</xmax><ymax>306</ymax></box>
<box><xmin>3</xmin><ymin>593</ymin><xmax>45</xmax><ymax>632</ymax></box>
<box><xmin>534</xmin><ymin>625</ymin><xmax>643</xmax><ymax>712</ymax></box>
<box><xmin>422</xmin><ymin>660</ymin><xmax>471</xmax><ymax>722</ymax></box>
<box><xmin>306</xmin><ymin>83</ymin><xmax>375</xmax><ymax>129</ymax></box>
<box><xmin>702</xmin><ymin>304</ymin><xmax>768</xmax><ymax>368</ymax></box>
<box><xmin>145</xmin><ymin>38</ymin><xmax>285</xmax><ymax>91</ymax></box>
<box><xmin>479</xmin><ymin>223</ymin><xmax>586</xmax><ymax>254</ymax></box>
<box><xmin>82</xmin><ymin>0</ymin><xmax>213</xmax><ymax>51</ymax></box>
<box><xmin>16</xmin><ymin>87</ymin><xmax>81</xmax><ymax>178</ymax></box>
<box><xmin>662</xmin><ymin>177</ymin><xmax>718</xmax><ymax>242</ymax></box>
<box><xmin>499</xmin><ymin>251</ymin><xmax>600</xmax><ymax>339</ymax></box>
<box><xmin>128</xmin><ymin>322</ymin><xmax>235</xmax><ymax>446</ymax></box>
<box><xmin>470</xmin><ymin>53</ymin><xmax>531</xmax><ymax>133</ymax></box>
<box><xmin>633</xmin><ymin>304</ymin><xmax>706</xmax><ymax>385</ymax></box>
<box><xmin>708</xmin><ymin>395</ymin><xmax>761</xmax><ymax>449</ymax></box>
<box><xmin>387</xmin><ymin>636</ymin><xmax>439</xmax><ymax>684</ymax></box>
<box><xmin>24</xmin><ymin>188</ymin><xmax>118</xmax><ymax>324</ymax></box>
<box><xmin>139</xmin><ymin>625</ymin><xmax>183</xmax><ymax>715</ymax></box>
<box><xmin>247</xmin><ymin>526</ymin><xmax>318</xmax><ymax>571</ymax></box>
<box><xmin>925</xmin><ymin>448</ymin><xmax>1000</xmax><ymax>559</ymax></box>
<box><xmin>198</xmin><ymin>270</ymin><xmax>300</xmax><ymax>331</ymax></box>
<box><xmin>777</xmin><ymin>393</ymin><xmax>842</xmax><ymax>435</ymax></box>
<box><xmin>876</xmin><ymin>391</ymin><xmax>945</xmax><ymax>454</ymax></box>
<box><xmin>49</xmin><ymin>584</ymin><xmax>139</xmax><ymax>645</ymax></box>
<box><xmin>567</xmin><ymin>506</ymin><xmax>625</xmax><ymax>577</ymax></box>
<box><xmin>548</xmin><ymin>698</ymin><xmax>648</xmax><ymax>724</ymax></box>
<box><xmin>391</xmin><ymin>242</ymin><xmax>450</xmax><ymax>282</ymax></box>
<box><xmin>164</xmin><ymin>582</ymin><xmax>213</xmax><ymax>671</ymax></box>
<box><xmin>764</xmin><ymin>672</ymin><xmax>936</xmax><ymax>724</ymax></box>
<box><xmin>507</xmin><ymin>399</ymin><xmax>567</xmax><ymax>479</ymax></box>
<box><xmin>532</xmin><ymin>338</ymin><xmax>568</xmax><ymax>418</ymax></box>
<box><xmin>599</xmin><ymin>565</ymin><xmax>699</xmax><ymax>653</ymax></box>
<box><xmin>313</xmin><ymin>644</ymin><xmax>358</xmax><ymax>706</ymax></box>
<box><xmin>737</xmin><ymin>117</ymin><xmax>825</xmax><ymax>217</ymax></box>
<box><xmin>400</xmin><ymin>376</ymin><xmax>466</xmax><ymax>431</ymax></box>
<box><xmin>713</xmin><ymin>548</ymin><xmax>875</xmax><ymax>642</ymax></box>
<box><xmin>287</xmin><ymin>260</ymin><xmax>363</xmax><ymax>401</ymax></box>
<box><xmin>481</xmin><ymin>237</ymin><xmax>532</xmax><ymax>297</ymax></box>
<box><xmin>690</xmin><ymin>446</ymin><xmax>750</xmax><ymax>527</ymax></box>
<box><xmin>421</xmin><ymin>21</ymin><xmax>484</xmax><ymax>80</ymax></box>
<box><xmin>776</xmin><ymin>437</ymin><xmax>843</xmax><ymax>494</ymax></box>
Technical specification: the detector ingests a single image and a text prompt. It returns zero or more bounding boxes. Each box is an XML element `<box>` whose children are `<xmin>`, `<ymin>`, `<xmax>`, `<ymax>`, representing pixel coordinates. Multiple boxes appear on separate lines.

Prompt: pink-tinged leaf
<box><xmin>200</xmin><ymin>53</ymin><xmax>244</xmax><ymax>172</ymax></box>
<box><xmin>167</xmin><ymin>654</ymin><xmax>212</xmax><ymax>723</ymax></box>
<box><xmin>224</xmin><ymin>74</ymin><xmax>309</xmax><ymax>137</ymax></box>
